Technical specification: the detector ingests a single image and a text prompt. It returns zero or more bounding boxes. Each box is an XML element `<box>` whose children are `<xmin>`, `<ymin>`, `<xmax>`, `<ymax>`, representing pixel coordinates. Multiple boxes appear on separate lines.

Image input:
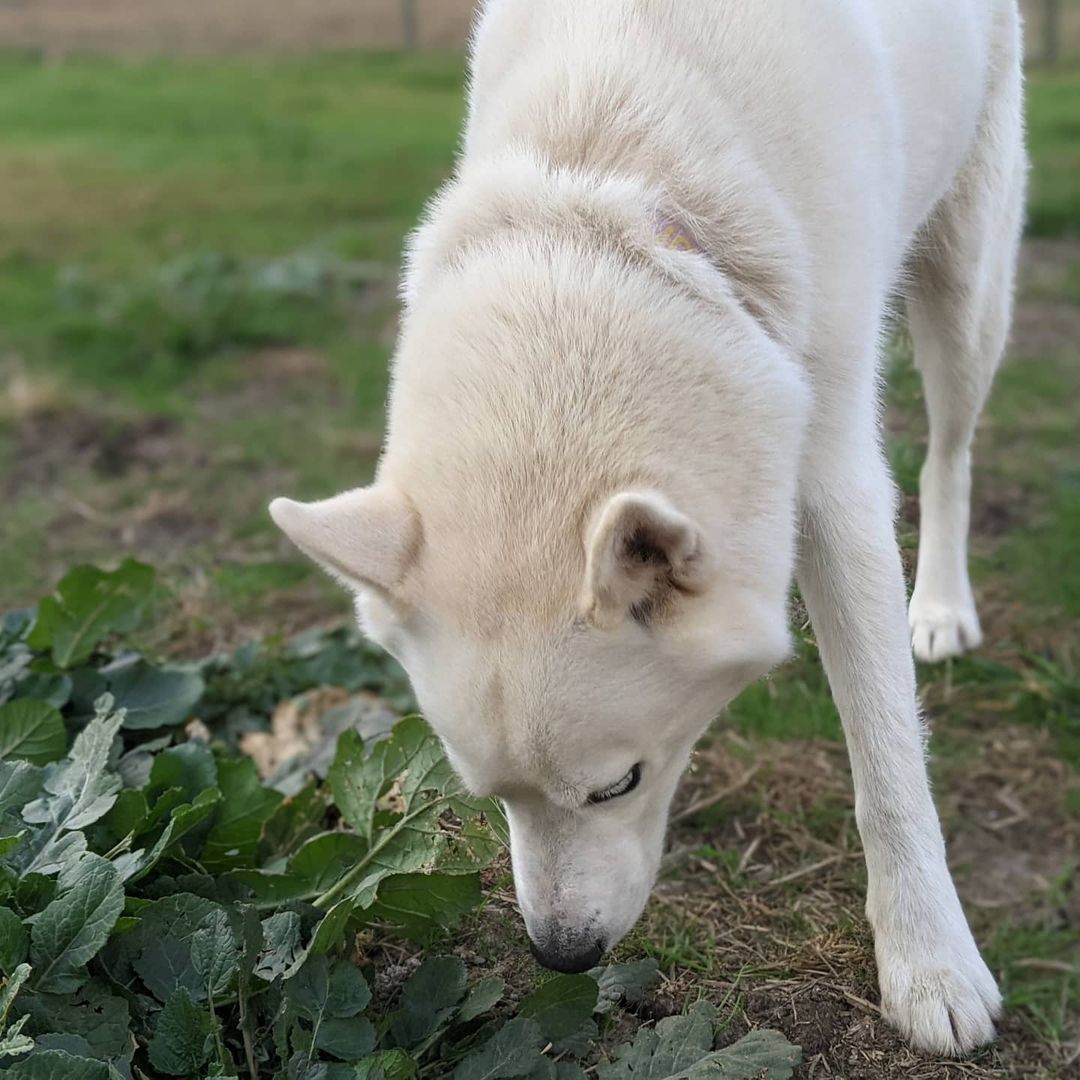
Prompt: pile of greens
<box><xmin>0</xmin><ymin>561</ymin><xmax>801</xmax><ymax>1078</ymax></box>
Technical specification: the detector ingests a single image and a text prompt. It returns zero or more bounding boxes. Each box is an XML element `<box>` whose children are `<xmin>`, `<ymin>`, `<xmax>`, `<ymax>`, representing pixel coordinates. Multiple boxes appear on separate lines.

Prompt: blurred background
<box><xmin>0</xmin><ymin>2</ymin><xmax>1075</xmax><ymax>1073</ymax></box>
<box><xmin>0</xmin><ymin>0</ymin><xmax>1076</xmax><ymax>649</ymax></box>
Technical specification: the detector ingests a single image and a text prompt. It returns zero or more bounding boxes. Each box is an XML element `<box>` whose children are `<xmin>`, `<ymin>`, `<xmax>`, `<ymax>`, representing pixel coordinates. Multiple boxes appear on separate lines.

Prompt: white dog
<box><xmin>271</xmin><ymin>0</ymin><xmax>1025</xmax><ymax>1057</ymax></box>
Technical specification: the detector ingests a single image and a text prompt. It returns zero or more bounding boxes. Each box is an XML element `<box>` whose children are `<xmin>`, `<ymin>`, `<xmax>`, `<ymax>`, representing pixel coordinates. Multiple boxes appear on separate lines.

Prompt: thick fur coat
<box><xmin>272</xmin><ymin>0</ymin><xmax>1026</xmax><ymax>1056</ymax></box>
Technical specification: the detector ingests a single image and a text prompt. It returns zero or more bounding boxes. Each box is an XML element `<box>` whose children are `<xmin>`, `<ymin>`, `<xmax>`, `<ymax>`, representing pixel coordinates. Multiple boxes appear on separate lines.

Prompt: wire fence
<box><xmin>0</xmin><ymin>0</ymin><xmax>1077</xmax><ymax>62</ymax></box>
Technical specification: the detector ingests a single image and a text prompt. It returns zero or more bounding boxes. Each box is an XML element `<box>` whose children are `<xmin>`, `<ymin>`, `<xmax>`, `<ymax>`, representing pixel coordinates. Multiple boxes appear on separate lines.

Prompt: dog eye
<box><xmin>587</xmin><ymin>763</ymin><xmax>642</xmax><ymax>805</ymax></box>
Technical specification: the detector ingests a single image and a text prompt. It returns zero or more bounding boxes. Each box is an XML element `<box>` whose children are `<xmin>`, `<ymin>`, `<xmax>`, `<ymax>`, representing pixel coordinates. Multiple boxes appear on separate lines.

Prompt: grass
<box><xmin>0</xmin><ymin>50</ymin><xmax>467</xmax><ymax>622</ymax></box>
<box><xmin>1026</xmin><ymin>63</ymin><xmax>1080</xmax><ymax>235</ymax></box>
<box><xmin>0</xmin><ymin>49</ymin><xmax>1077</xmax><ymax>1078</ymax></box>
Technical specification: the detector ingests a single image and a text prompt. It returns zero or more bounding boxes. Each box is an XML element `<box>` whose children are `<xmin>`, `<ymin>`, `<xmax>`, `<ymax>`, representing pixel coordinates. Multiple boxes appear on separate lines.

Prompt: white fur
<box><xmin>272</xmin><ymin>0</ymin><xmax>1025</xmax><ymax>1056</ymax></box>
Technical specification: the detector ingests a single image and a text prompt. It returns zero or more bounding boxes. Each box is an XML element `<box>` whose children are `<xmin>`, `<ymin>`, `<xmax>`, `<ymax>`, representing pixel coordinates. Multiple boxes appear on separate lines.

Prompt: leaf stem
<box><xmin>312</xmin><ymin>794</ymin><xmax>453</xmax><ymax>910</ymax></box>
<box><xmin>238</xmin><ymin>983</ymin><xmax>259</xmax><ymax>1080</ymax></box>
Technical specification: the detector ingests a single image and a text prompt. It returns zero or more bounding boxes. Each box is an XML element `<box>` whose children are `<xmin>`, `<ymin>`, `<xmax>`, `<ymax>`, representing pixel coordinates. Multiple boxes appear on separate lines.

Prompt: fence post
<box><xmin>402</xmin><ymin>0</ymin><xmax>418</xmax><ymax>49</ymax></box>
<box><xmin>1044</xmin><ymin>0</ymin><xmax>1060</xmax><ymax>64</ymax></box>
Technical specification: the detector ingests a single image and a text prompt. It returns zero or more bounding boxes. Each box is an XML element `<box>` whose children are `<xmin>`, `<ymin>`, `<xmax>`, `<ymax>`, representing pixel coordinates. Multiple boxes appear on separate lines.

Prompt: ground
<box><xmin>0</xmin><ymin>48</ymin><xmax>1076</xmax><ymax>1080</ymax></box>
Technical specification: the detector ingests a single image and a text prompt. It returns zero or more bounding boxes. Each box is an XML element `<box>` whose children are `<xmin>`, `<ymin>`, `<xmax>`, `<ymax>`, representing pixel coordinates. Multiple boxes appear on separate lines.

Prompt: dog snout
<box><xmin>528</xmin><ymin>924</ymin><xmax>606</xmax><ymax>974</ymax></box>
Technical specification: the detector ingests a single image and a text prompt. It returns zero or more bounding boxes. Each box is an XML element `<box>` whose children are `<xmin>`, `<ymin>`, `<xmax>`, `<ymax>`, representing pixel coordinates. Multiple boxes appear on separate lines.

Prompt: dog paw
<box><xmin>878</xmin><ymin>947</ymin><xmax>1001</xmax><ymax>1056</ymax></box>
<box><xmin>908</xmin><ymin>595</ymin><xmax>982</xmax><ymax>663</ymax></box>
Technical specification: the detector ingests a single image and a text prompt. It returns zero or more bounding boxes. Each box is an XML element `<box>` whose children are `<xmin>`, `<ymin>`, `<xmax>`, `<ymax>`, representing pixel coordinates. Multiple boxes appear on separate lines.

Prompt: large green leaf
<box><xmin>29</xmin><ymin>855</ymin><xmax>124</xmax><ymax>994</ymax></box>
<box><xmin>18</xmin><ymin>700</ymin><xmax>124</xmax><ymax>876</ymax></box>
<box><xmin>518</xmin><ymin>974</ymin><xmax>598</xmax><ymax>1052</ymax></box>
<box><xmin>314</xmin><ymin>1016</ymin><xmax>376</xmax><ymax>1060</ymax></box>
<box><xmin>685</xmin><ymin>1029</ymin><xmax>802</xmax><ymax>1079</ymax></box>
<box><xmin>0</xmin><ymin>1013</ymin><xmax>33</xmax><ymax>1060</ymax></box>
<box><xmin>260</xmin><ymin>780</ymin><xmax>330</xmax><ymax>862</ymax></box>
<box><xmin>148</xmin><ymin>988</ymin><xmax>213</xmax><ymax>1077</ymax></box>
<box><xmin>133</xmin><ymin>937</ymin><xmax>205</xmax><ymax>1003</ymax></box>
<box><xmin>457</xmin><ymin>976</ymin><xmax>505</xmax><ymax>1024</ymax></box>
<box><xmin>0</xmin><ymin>702</ymin><xmax>66</xmax><ymax>766</ymax></box>
<box><xmin>0</xmin><ymin>963</ymin><xmax>30</xmax><ymax>1028</ymax></box>
<box><xmin>254</xmin><ymin>911</ymin><xmax>304</xmax><ymax>982</ymax></box>
<box><xmin>388</xmin><ymin>956</ymin><xmax>467</xmax><ymax>1049</ymax></box>
<box><xmin>0</xmin><ymin>762</ymin><xmax>41</xmax><ymax>816</ymax></box>
<box><xmin>595</xmin><ymin>1002</ymin><xmax>801</xmax><ymax>1080</ymax></box>
<box><xmin>27</xmin><ymin>560</ymin><xmax>155</xmax><ymax>668</ymax></box>
<box><xmin>101</xmin><ymin>892</ymin><xmax>219</xmax><ymax>992</ymax></box>
<box><xmin>288</xmin><ymin>832</ymin><xmax>368</xmax><ymax>893</ymax></box>
<box><xmin>191</xmin><ymin>907</ymin><xmax>241</xmax><ymax>999</ymax></box>
<box><xmin>285</xmin><ymin>955</ymin><xmax>371</xmax><ymax>1022</ymax></box>
<box><xmin>328</xmin><ymin>720</ymin><xmax>454</xmax><ymax>843</ymax></box>
<box><xmin>21</xmin><ymin>697</ymin><xmax>122</xmax><ymax>834</ymax></box>
<box><xmin>15</xmin><ymin>982</ymin><xmax>129</xmax><ymax>1061</ymax></box>
<box><xmin>318</xmin><ymin>719</ymin><xmax>498</xmax><ymax>912</ymax></box>
<box><xmin>147</xmin><ymin>742</ymin><xmax>218</xmax><ymax>804</ymax></box>
<box><xmin>105</xmin><ymin>662</ymin><xmax>205</xmax><ymax>730</ymax></box>
<box><xmin>4</xmin><ymin>1048</ymin><xmax>111</xmax><ymax>1080</ymax></box>
<box><xmin>200</xmin><ymin>757</ymin><xmax>281</xmax><ymax>870</ymax></box>
<box><xmin>97</xmin><ymin>788</ymin><xmax>148</xmax><ymax>844</ymax></box>
<box><xmin>363</xmin><ymin>872</ymin><xmax>482</xmax><ymax>944</ymax></box>
<box><xmin>122</xmin><ymin>788</ymin><xmax>222</xmax><ymax>885</ymax></box>
<box><xmin>0</xmin><ymin>907</ymin><xmax>28</xmax><ymax>973</ymax></box>
<box><xmin>353</xmin><ymin>1050</ymin><xmax>418</xmax><ymax>1080</ymax></box>
<box><xmin>451</xmin><ymin>1017</ymin><xmax>547</xmax><ymax>1080</ymax></box>
<box><xmin>591</xmin><ymin>959</ymin><xmax>661</xmax><ymax>1015</ymax></box>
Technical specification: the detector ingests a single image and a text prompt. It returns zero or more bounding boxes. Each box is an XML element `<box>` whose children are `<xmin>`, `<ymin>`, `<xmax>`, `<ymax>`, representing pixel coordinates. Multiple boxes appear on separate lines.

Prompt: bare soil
<box><xmin>655</xmin><ymin>727</ymin><xmax>1078</xmax><ymax>1078</ymax></box>
<box><xmin>1011</xmin><ymin>239</ymin><xmax>1080</xmax><ymax>359</ymax></box>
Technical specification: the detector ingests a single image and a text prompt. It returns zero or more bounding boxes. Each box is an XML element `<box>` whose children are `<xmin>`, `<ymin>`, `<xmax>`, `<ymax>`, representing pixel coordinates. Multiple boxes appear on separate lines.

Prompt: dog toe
<box><xmin>909</xmin><ymin>600</ymin><xmax>982</xmax><ymax>663</ymax></box>
<box><xmin>880</xmin><ymin>950</ymin><xmax>1001</xmax><ymax>1057</ymax></box>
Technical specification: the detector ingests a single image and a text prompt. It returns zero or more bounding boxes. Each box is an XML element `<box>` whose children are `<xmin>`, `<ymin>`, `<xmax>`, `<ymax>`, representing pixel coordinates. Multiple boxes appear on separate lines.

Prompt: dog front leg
<box><xmin>796</xmin><ymin>462</ymin><xmax>1000</xmax><ymax>1056</ymax></box>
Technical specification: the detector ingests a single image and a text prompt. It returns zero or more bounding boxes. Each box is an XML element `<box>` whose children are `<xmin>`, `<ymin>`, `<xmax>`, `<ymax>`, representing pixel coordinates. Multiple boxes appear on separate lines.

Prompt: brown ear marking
<box><xmin>581</xmin><ymin>490</ymin><xmax>710</xmax><ymax>629</ymax></box>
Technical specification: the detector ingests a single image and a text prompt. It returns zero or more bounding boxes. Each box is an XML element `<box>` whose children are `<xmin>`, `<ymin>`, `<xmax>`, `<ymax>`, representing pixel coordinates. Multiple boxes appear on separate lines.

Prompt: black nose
<box><xmin>529</xmin><ymin>937</ymin><xmax>605</xmax><ymax>974</ymax></box>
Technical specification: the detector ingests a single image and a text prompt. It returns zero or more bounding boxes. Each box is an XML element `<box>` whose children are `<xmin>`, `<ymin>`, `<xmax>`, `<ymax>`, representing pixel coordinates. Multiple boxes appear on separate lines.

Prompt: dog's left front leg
<box><xmin>796</xmin><ymin>447</ymin><xmax>1000</xmax><ymax>1056</ymax></box>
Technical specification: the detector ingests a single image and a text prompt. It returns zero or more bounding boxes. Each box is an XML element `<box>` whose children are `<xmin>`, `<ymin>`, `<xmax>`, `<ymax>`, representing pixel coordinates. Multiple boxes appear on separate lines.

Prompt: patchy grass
<box><xmin>0</xmin><ymin>51</ymin><xmax>466</xmax><ymax>615</ymax></box>
<box><xmin>0</xmin><ymin>51</ymin><xmax>1077</xmax><ymax>1078</ymax></box>
<box><xmin>1026</xmin><ymin>64</ymin><xmax>1080</xmax><ymax>236</ymax></box>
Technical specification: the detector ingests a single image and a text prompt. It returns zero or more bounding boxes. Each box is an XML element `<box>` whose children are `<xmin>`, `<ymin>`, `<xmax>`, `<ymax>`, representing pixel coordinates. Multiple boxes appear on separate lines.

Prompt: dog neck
<box><xmin>404</xmin><ymin>150</ymin><xmax>811</xmax><ymax>357</ymax></box>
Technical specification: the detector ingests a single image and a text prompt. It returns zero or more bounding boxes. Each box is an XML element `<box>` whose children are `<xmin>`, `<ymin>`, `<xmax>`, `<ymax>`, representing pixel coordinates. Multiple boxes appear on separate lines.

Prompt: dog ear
<box><xmin>580</xmin><ymin>491</ymin><xmax>710</xmax><ymax>628</ymax></box>
<box><xmin>269</xmin><ymin>486</ymin><xmax>420</xmax><ymax>596</ymax></box>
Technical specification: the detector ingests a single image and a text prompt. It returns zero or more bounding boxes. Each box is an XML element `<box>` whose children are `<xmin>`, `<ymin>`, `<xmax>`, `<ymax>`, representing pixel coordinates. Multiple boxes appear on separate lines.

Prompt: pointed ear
<box><xmin>580</xmin><ymin>491</ymin><xmax>711</xmax><ymax>628</ymax></box>
<box><xmin>269</xmin><ymin>486</ymin><xmax>420</xmax><ymax>595</ymax></box>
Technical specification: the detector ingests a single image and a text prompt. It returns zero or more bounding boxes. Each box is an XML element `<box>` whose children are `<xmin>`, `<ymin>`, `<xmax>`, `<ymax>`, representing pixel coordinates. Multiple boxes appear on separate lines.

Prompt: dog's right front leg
<box><xmin>796</xmin><ymin>460</ymin><xmax>1000</xmax><ymax>1056</ymax></box>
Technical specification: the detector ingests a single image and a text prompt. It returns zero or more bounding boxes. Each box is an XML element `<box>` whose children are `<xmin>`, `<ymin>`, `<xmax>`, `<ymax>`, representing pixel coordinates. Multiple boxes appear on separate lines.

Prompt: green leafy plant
<box><xmin>53</xmin><ymin>250</ymin><xmax>382</xmax><ymax>387</ymax></box>
<box><xmin>0</xmin><ymin>562</ymin><xmax>802</xmax><ymax>1078</ymax></box>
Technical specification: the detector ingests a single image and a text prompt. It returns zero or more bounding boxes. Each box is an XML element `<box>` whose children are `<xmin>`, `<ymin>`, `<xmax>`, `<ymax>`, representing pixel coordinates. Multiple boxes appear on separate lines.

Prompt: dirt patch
<box><xmin>939</xmin><ymin>728</ymin><xmax>1079</xmax><ymax>921</ymax></box>
<box><xmin>644</xmin><ymin>729</ymin><xmax>1077</xmax><ymax>1078</ymax></box>
<box><xmin>194</xmin><ymin>347</ymin><xmax>340</xmax><ymax>422</ymax></box>
<box><xmin>6</xmin><ymin>406</ymin><xmax>182</xmax><ymax>496</ymax></box>
<box><xmin>1010</xmin><ymin>298</ymin><xmax>1080</xmax><ymax>360</ymax></box>
<box><xmin>1010</xmin><ymin>239</ymin><xmax>1080</xmax><ymax>359</ymax></box>
<box><xmin>969</xmin><ymin>487</ymin><xmax>1036</xmax><ymax>540</ymax></box>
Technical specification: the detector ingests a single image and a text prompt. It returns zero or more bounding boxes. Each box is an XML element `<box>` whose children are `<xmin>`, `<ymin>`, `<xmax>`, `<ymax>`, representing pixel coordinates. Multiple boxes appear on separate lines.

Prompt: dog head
<box><xmin>271</xmin><ymin>229</ymin><xmax>808</xmax><ymax>970</ymax></box>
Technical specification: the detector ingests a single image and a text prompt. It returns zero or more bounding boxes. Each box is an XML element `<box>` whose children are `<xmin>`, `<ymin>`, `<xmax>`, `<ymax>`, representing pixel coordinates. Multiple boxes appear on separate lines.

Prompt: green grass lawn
<box><xmin>0</xmin><ymin>51</ymin><xmax>1077</xmax><ymax>1077</ymax></box>
<box><xmin>0</xmin><ymin>50</ymin><xmax>467</xmax><ymax>636</ymax></box>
